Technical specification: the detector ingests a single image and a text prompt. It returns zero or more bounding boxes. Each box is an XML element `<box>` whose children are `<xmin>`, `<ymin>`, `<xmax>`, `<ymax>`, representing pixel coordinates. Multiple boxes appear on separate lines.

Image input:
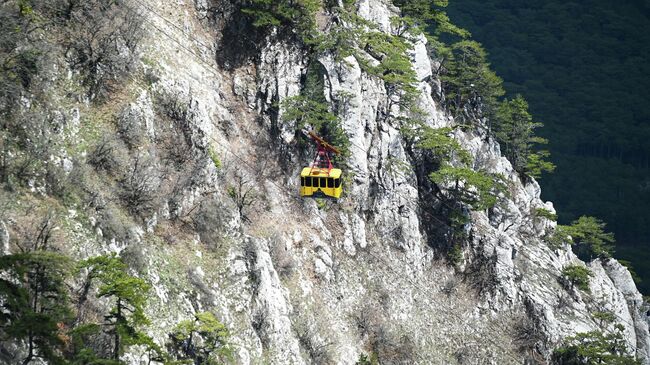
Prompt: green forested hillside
<box><xmin>446</xmin><ymin>0</ymin><xmax>650</xmax><ymax>293</ymax></box>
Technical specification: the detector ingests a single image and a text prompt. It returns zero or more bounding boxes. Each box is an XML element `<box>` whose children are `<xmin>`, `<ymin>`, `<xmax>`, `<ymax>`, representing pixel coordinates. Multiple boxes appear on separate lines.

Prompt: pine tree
<box><xmin>561</xmin><ymin>264</ymin><xmax>593</xmax><ymax>292</ymax></box>
<box><xmin>551</xmin><ymin>216</ymin><xmax>616</xmax><ymax>260</ymax></box>
<box><xmin>78</xmin><ymin>254</ymin><xmax>152</xmax><ymax>362</ymax></box>
<box><xmin>417</xmin><ymin>126</ymin><xmax>470</xmax><ymax>164</ymax></box>
<box><xmin>441</xmin><ymin>40</ymin><xmax>504</xmax><ymax>120</ymax></box>
<box><xmin>429</xmin><ymin>165</ymin><xmax>505</xmax><ymax>211</ymax></box>
<box><xmin>241</xmin><ymin>0</ymin><xmax>321</xmax><ymax>43</ymax></box>
<box><xmin>417</xmin><ymin>124</ymin><xmax>507</xmax><ymax>262</ymax></box>
<box><xmin>418</xmin><ymin>125</ymin><xmax>505</xmax><ymax>210</ymax></box>
<box><xmin>553</xmin><ymin>325</ymin><xmax>641</xmax><ymax>364</ymax></box>
<box><xmin>392</xmin><ymin>0</ymin><xmax>469</xmax><ymax>37</ymax></box>
<box><xmin>281</xmin><ymin>60</ymin><xmax>350</xmax><ymax>159</ymax></box>
<box><xmin>360</xmin><ymin>31</ymin><xmax>419</xmax><ymax>105</ymax></box>
<box><xmin>0</xmin><ymin>251</ymin><xmax>72</xmax><ymax>365</ymax></box>
<box><xmin>569</xmin><ymin>216</ymin><xmax>616</xmax><ymax>259</ymax></box>
<box><xmin>168</xmin><ymin>312</ymin><xmax>232</xmax><ymax>364</ymax></box>
<box><xmin>494</xmin><ymin>95</ymin><xmax>555</xmax><ymax>178</ymax></box>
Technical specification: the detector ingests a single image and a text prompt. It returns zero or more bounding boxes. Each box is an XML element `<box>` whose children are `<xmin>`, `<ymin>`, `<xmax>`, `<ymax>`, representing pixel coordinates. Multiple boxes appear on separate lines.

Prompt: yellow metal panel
<box><xmin>299</xmin><ymin>168</ymin><xmax>343</xmax><ymax>199</ymax></box>
<box><xmin>300</xmin><ymin>167</ymin><xmax>342</xmax><ymax>179</ymax></box>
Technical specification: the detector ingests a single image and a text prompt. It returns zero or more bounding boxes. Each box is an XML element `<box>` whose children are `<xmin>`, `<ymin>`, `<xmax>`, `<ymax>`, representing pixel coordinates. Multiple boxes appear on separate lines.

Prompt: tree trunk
<box><xmin>76</xmin><ymin>276</ymin><xmax>93</xmax><ymax>323</ymax></box>
<box><xmin>113</xmin><ymin>298</ymin><xmax>121</xmax><ymax>361</ymax></box>
<box><xmin>23</xmin><ymin>267</ymin><xmax>42</xmax><ymax>364</ymax></box>
<box><xmin>22</xmin><ymin>334</ymin><xmax>33</xmax><ymax>365</ymax></box>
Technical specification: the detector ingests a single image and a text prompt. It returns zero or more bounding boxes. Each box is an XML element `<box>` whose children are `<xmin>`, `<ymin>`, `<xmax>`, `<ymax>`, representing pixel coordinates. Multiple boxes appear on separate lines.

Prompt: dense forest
<box><xmin>446</xmin><ymin>0</ymin><xmax>650</xmax><ymax>293</ymax></box>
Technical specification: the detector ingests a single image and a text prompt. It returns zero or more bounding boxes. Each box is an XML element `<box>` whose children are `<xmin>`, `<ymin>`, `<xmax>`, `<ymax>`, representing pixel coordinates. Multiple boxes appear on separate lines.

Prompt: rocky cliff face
<box><xmin>2</xmin><ymin>0</ymin><xmax>649</xmax><ymax>364</ymax></box>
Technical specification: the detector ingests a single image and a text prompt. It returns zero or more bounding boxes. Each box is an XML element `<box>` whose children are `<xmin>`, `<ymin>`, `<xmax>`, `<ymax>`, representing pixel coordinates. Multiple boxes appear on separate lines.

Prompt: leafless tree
<box><xmin>228</xmin><ymin>172</ymin><xmax>257</xmax><ymax>222</ymax></box>
<box><xmin>352</xmin><ymin>304</ymin><xmax>383</xmax><ymax>339</ymax></box>
<box><xmin>63</xmin><ymin>0</ymin><xmax>143</xmax><ymax>99</ymax></box>
<box><xmin>270</xmin><ymin>236</ymin><xmax>295</xmax><ymax>278</ymax></box>
<box><xmin>120</xmin><ymin>151</ymin><xmax>159</xmax><ymax>217</ymax></box>
<box><xmin>251</xmin><ymin>308</ymin><xmax>269</xmax><ymax>349</ymax></box>
<box><xmin>294</xmin><ymin>318</ymin><xmax>334</xmax><ymax>365</ymax></box>
<box><xmin>16</xmin><ymin>211</ymin><xmax>58</xmax><ymax>253</ymax></box>
<box><xmin>89</xmin><ymin>136</ymin><xmax>126</xmax><ymax>173</ymax></box>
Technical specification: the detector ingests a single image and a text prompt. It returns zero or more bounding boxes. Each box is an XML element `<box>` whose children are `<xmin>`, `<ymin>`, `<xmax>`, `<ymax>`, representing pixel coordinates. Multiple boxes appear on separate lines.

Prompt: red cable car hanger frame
<box><xmin>304</xmin><ymin>130</ymin><xmax>340</xmax><ymax>176</ymax></box>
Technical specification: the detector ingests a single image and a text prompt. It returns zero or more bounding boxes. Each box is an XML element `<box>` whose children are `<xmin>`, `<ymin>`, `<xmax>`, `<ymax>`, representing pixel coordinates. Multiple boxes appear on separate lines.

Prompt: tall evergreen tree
<box><xmin>281</xmin><ymin>60</ymin><xmax>350</xmax><ymax>159</ymax></box>
<box><xmin>0</xmin><ymin>252</ymin><xmax>72</xmax><ymax>365</ymax></box>
<box><xmin>392</xmin><ymin>0</ymin><xmax>469</xmax><ymax>37</ymax></box>
<box><xmin>494</xmin><ymin>95</ymin><xmax>555</xmax><ymax>178</ymax></box>
<box><xmin>441</xmin><ymin>40</ymin><xmax>504</xmax><ymax>120</ymax></box>
<box><xmin>241</xmin><ymin>0</ymin><xmax>321</xmax><ymax>43</ymax></box>
<box><xmin>78</xmin><ymin>254</ymin><xmax>152</xmax><ymax>362</ymax></box>
<box><xmin>417</xmin><ymin>124</ymin><xmax>507</xmax><ymax>263</ymax></box>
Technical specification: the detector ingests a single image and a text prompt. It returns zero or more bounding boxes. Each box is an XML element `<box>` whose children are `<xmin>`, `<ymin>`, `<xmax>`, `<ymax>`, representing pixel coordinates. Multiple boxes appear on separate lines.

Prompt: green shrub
<box><xmin>545</xmin><ymin>225</ymin><xmax>570</xmax><ymax>250</ymax></box>
<box><xmin>356</xmin><ymin>353</ymin><xmax>379</xmax><ymax>365</ymax></box>
<box><xmin>448</xmin><ymin>243</ymin><xmax>463</xmax><ymax>266</ymax></box>
<box><xmin>561</xmin><ymin>264</ymin><xmax>592</xmax><ymax>292</ymax></box>
<box><xmin>591</xmin><ymin>311</ymin><xmax>616</xmax><ymax>327</ymax></box>
<box><xmin>208</xmin><ymin>146</ymin><xmax>221</xmax><ymax>169</ymax></box>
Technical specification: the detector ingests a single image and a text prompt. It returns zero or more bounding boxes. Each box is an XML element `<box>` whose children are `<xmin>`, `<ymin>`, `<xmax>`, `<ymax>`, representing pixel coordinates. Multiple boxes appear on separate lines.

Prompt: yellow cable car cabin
<box><xmin>300</xmin><ymin>167</ymin><xmax>343</xmax><ymax>199</ymax></box>
<box><xmin>299</xmin><ymin>131</ymin><xmax>344</xmax><ymax>200</ymax></box>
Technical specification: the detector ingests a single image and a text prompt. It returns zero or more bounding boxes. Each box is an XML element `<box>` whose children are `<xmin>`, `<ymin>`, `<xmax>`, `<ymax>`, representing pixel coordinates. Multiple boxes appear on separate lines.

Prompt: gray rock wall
<box><xmin>129</xmin><ymin>0</ymin><xmax>648</xmax><ymax>363</ymax></box>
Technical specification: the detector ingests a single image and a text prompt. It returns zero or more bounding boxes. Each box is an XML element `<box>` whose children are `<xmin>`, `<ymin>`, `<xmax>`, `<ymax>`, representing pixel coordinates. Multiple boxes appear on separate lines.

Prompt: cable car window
<box><xmin>335</xmin><ymin>178</ymin><xmax>341</xmax><ymax>188</ymax></box>
<box><xmin>327</xmin><ymin>178</ymin><xmax>334</xmax><ymax>188</ymax></box>
<box><xmin>305</xmin><ymin>177</ymin><xmax>312</xmax><ymax>187</ymax></box>
<box><xmin>301</xmin><ymin>177</ymin><xmax>305</xmax><ymax>186</ymax></box>
<box><xmin>319</xmin><ymin>177</ymin><xmax>326</xmax><ymax>188</ymax></box>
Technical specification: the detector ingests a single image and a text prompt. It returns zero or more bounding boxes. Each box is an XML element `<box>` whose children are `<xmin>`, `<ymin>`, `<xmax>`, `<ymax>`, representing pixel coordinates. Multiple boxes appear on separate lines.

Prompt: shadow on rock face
<box><xmin>215</xmin><ymin>6</ymin><xmax>267</xmax><ymax>71</ymax></box>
